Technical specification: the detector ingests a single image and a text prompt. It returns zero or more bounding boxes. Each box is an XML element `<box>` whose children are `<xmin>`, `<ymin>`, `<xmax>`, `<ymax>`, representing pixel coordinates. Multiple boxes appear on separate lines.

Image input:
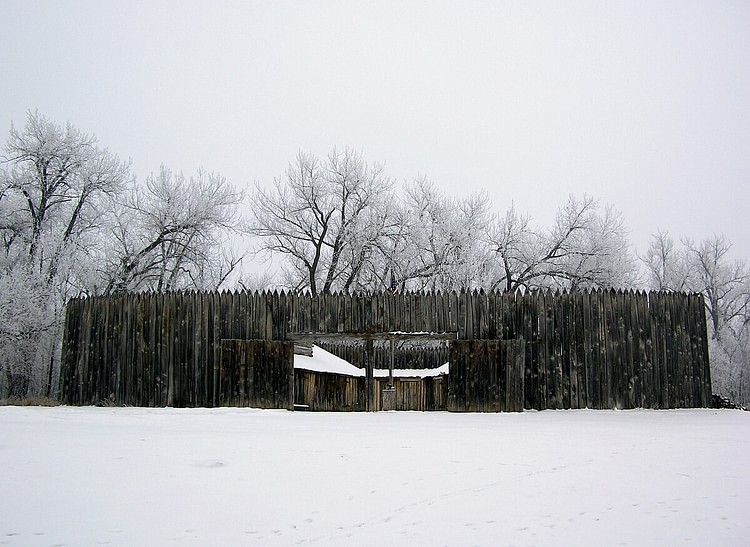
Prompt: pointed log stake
<box><xmin>389</xmin><ymin>338</ymin><xmax>394</xmax><ymax>388</ymax></box>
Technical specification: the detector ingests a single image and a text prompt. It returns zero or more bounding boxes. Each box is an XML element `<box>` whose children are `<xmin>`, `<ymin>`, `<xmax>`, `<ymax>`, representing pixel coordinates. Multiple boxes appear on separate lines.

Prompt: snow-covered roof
<box><xmin>294</xmin><ymin>345</ymin><xmax>448</xmax><ymax>378</ymax></box>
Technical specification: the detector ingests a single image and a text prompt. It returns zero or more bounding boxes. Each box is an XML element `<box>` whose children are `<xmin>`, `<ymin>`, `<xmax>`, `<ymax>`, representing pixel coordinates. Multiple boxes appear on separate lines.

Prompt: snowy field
<box><xmin>1</xmin><ymin>406</ymin><xmax>748</xmax><ymax>547</ymax></box>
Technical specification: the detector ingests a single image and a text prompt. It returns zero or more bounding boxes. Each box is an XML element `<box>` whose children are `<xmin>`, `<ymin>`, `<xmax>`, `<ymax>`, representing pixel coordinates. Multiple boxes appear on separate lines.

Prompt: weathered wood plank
<box><xmin>560</xmin><ymin>291</ymin><xmax>572</xmax><ymax>410</ymax></box>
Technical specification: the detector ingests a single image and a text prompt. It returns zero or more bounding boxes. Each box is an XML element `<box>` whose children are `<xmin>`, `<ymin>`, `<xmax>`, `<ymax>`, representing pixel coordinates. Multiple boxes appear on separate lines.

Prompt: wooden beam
<box><xmin>286</xmin><ymin>332</ymin><xmax>458</xmax><ymax>343</ymax></box>
<box><xmin>293</xmin><ymin>343</ymin><xmax>314</xmax><ymax>357</ymax></box>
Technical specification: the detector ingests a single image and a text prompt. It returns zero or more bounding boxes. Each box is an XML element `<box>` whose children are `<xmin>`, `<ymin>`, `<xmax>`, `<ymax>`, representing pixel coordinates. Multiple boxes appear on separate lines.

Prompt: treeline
<box><xmin>1</xmin><ymin>112</ymin><xmax>748</xmax><ymax>405</ymax></box>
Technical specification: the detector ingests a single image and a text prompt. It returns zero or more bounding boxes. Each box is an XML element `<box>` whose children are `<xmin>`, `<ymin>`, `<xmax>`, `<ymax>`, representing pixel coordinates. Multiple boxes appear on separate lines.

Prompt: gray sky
<box><xmin>2</xmin><ymin>0</ymin><xmax>750</xmax><ymax>263</ymax></box>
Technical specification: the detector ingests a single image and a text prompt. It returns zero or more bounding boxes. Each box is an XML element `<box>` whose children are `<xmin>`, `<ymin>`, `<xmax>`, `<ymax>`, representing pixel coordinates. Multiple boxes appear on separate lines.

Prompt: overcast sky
<box><xmin>2</xmin><ymin>1</ymin><xmax>749</xmax><ymax>263</ymax></box>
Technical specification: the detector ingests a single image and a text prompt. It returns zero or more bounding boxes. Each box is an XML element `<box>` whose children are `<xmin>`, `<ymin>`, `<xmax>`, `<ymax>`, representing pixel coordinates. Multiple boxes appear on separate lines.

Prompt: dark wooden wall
<box><xmin>59</xmin><ymin>289</ymin><xmax>711</xmax><ymax>410</ymax></box>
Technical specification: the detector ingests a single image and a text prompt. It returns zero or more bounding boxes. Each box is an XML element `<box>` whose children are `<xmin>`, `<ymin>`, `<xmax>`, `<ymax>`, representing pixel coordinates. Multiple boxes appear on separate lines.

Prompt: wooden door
<box><xmin>447</xmin><ymin>339</ymin><xmax>525</xmax><ymax>412</ymax></box>
<box><xmin>219</xmin><ymin>339</ymin><xmax>294</xmax><ymax>409</ymax></box>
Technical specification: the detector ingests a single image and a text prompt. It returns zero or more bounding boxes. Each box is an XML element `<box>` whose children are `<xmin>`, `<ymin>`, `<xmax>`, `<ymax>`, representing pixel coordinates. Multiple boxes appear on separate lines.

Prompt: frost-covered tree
<box><xmin>685</xmin><ymin>235</ymin><xmax>750</xmax><ymax>405</ymax></box>
<box><xmin>641</xmin><ymin>229</ymin><xmax>694</xmax><ymax>292</ymax></box>
<box><xmin>102</xmin><ymin>166</ymin><xmax>244</xmax><ymax>293</ymax></box>
<box><xmin>1</xmin><ymin>110</ymin><xmax>129</xmax><ymax>281</ymax></box>
<box><xmin>248</xmin><ymin>148</ymin><xmax>393</xmax><ymax>294</ymax></box>
<box><xmin>0</xmin><ymin>111</ymin><xmax>130</xmax><ymax>397</ymax></box>
<box><xmin>382</xmin><ymin>177</ymin><xmax>492</xmax><ymax>292</ymax></box>
<box><xmin>0</xmin><ymin>264</ymin><xmax>56</xmax><ymax>397</ymax></box>
<box><xmin>550</xmin><ymin>202</ymin><xmax>639</xmax><ymax>290</ymax></box>
<box><xmin>488</xmin><ymin>195</ymin><xmax>637</xmax><ymax>292</ymax></box>
<box><xmin>685</xmin><ymin>235</ymin><xmax>748</xmax><ymax>340</ymax></box>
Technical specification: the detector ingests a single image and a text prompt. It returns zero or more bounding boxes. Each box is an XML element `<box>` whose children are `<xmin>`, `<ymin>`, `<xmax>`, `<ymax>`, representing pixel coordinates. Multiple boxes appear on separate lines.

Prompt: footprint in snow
<box><xmin>196</xmin><ymin>460</ymin><xmax>227</xmax><ymax>468</ymax></box>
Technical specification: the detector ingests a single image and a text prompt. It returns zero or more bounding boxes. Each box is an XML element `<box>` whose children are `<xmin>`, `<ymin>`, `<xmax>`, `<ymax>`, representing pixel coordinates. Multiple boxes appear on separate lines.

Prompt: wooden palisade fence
<box><xmin>59</xmin><ymin>289</ymin><xmax>711</xmax><ymax>411</ymax></box>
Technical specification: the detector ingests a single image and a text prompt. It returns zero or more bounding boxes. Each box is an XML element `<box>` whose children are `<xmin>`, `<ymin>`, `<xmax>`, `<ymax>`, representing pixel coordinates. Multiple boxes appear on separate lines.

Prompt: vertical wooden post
<box><xmin>365</xmin><ymin>338</ymin><xmax>374</xmax><ymax>411</ymax></box>
<box><xmin>287</xmin><ymin>340</ymin><xmax>295</xmax><ymax>411</ymax></box>
<box><xmin>389</xmin><ymin>338</ymin><xmax>394</xmax><ymax>388</ymax></box>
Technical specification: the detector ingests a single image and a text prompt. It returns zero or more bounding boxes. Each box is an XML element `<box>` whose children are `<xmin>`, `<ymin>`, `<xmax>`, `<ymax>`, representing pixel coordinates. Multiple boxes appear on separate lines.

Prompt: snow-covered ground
<box><xmin>1</xmin><ymin>406</ymin><xmax>748</xmax><ymax>546</ymax></box>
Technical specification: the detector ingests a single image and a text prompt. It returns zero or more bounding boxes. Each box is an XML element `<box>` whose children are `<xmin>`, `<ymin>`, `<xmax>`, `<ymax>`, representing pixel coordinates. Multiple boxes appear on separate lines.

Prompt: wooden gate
<box><xmin>219</xmin><ymin>339</ymin><xmax>294</xmax><ymax>409</ymax></box>
<box><xmin>447</xmin><ymin>339</ymin><xmax>525</xmax><ymax>412</ymax></box>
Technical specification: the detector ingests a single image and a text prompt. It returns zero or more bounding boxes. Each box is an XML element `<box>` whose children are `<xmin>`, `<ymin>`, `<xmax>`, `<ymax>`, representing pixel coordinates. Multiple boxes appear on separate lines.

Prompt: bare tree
<box><xmin>248</xmin><ymin>148</ymin><xmax>393</xmax><ymax>294</ymax></box>
<box><xmin>551</xmin><ymin>203</ymin><xmax>639</xmax><ymax>290</ymax></box>
<box><xmin>641</xmin><ymin>230</ymin><xmax>694</xmax><ymax>292</ymax></box>
<box><xmin>685</xmin><ymin>235</ymin><xmax>748</xmax><ymax>340</ymax></box>
<box><xmin>486</xmin><ymin>203</ymin><xmax>538</xmax><ymax>292</ymax></box>
<box><xmin>103</xmin><ymin>166</ymin><xmax>244</xmax><ymax>293</ymax></box>
<box><xmin>488</xmin><ymin>195</ymin><xmax>636</xmax><ymax>292</ymax></box>
<box><xmin>2</xmin><ymin>110</ymin><xmax>129</xmax><ymax>282</ymax></box>
<box><xmin>238</xmin><ymin>269</ymin><xmax>278</xmax><ymax>293</ymax></box>
<box><xmin>383</xmin><ymin>178</ymin><xmax>492</xmax><ymax>292</ymax></box>
<box><xmin>689</xmin><ymin>236</ymin><xmax>749</xmax><ymax>404</ymax></box>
